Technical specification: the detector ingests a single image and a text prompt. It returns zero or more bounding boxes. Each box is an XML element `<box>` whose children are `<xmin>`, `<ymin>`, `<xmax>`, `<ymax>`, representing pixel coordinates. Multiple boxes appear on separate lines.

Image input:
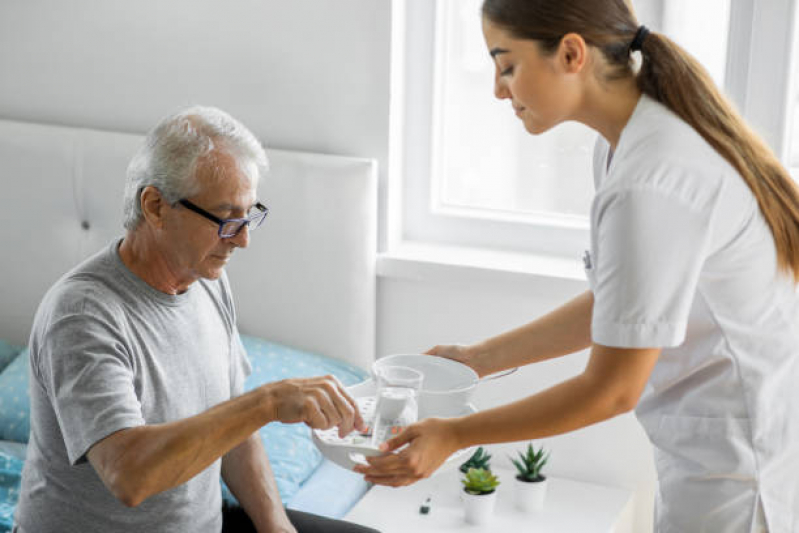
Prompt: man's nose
<box><xmin>229</xmin><ymin>223</ymin><xmax>250</xmax><ymax>248</ymax></box>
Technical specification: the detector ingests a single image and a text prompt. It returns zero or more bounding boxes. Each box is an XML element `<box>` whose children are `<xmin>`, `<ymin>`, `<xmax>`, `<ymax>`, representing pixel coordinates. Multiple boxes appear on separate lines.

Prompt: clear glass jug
<box><xmin>371</xmin><ymin>365</ymin><xmax>423</xmax><ymax>448</ymax></box>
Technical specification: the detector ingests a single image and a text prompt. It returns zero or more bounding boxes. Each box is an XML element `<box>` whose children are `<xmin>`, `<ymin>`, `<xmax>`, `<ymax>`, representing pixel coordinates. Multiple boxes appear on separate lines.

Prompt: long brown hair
<box><xmin>483</xmin><ymin>0</ymin><xmax>799</xmax><ymax>282</ymax></box>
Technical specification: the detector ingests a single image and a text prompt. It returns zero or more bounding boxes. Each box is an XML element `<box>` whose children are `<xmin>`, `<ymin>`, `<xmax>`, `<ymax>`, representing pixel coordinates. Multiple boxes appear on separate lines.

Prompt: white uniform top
<box><xmin>587</xmin><ymin>94</ymin><xmax>799</xmax><ymax>533</ymax></box>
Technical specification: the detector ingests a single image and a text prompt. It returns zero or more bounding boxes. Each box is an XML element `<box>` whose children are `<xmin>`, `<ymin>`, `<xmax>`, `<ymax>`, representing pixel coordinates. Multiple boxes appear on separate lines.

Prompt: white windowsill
<box><xmin>377</xmin><ymin>241</ymin><xmax>587</xmax><ymax>287</ymax></box>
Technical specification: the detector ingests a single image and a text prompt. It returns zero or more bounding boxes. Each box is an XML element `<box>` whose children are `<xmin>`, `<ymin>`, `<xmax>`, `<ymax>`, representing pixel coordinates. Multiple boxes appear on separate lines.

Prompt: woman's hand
<box><xmin>353</xmin><ymin>418</ymin><xmax>462</xmax><ymax>487</ymax></box>
<box><xmin>426</xmin><ymin>344</ymin><xmax>489</xmax><ymax>377</ymax></box>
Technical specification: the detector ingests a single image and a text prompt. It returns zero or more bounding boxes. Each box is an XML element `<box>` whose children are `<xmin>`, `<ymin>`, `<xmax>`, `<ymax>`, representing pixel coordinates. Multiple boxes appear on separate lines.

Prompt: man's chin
<box><xmin>202</xmin><ymin>267</ymin><xmax>225</xmax><ymax>281</ymax></box>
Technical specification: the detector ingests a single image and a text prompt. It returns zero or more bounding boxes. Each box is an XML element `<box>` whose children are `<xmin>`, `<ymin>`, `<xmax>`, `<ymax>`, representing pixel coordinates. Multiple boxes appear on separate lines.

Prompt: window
<box><xmin>391</xmin><ymin>0</ymin><xmax>796</xmax><ymax>258</ymax></box>
<box><xmin>786</xmin><ymin>4</ymin><xmax>799</xmax><ymax>178</ymax></box>
<box><xmin>433</xmin><ymin>0</ymin><xmax>595</xmax><ymax>222</ymax></box>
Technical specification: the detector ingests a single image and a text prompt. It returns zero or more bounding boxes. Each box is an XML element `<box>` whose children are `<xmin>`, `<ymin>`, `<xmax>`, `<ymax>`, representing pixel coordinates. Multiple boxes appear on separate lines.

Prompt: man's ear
<box><xmin>139</xmin><ymin>186</ymin><xmax>166</xmax><ymax>229</ymax></box>
<box><xmin>559</xmin><ymin>33</ymin><xmax>588</xmax><ymax>74</ymax></box>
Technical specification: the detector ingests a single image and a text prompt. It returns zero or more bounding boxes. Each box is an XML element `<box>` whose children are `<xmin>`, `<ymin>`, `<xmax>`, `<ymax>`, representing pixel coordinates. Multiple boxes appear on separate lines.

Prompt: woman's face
<box><xmin>482</xmin><ymin>18</ymin><xmax>583</xmax><ymax>135</ymax></box>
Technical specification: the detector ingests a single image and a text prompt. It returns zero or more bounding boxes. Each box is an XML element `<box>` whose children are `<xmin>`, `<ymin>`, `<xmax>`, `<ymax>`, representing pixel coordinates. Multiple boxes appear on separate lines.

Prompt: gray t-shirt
<box><xmin>14</xmin><ymin>239</ymin><xmax>251</xmax><ymax>533</ymax></box>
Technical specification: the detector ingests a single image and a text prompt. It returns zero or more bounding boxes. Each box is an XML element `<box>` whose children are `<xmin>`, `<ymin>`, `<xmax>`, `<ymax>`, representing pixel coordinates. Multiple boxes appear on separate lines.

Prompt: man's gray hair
<box><xmin>123</xmin><ymin>106</ymin><xmax>269</xmax><ymax>231</ymax></box>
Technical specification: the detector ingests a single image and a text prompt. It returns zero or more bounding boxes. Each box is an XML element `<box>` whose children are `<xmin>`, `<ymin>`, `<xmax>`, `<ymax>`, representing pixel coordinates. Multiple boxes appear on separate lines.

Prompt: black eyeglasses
<box><xmin>178</xmin><ymin>199</ymin><xmax>269</xmax><ymax>238</ymax></box>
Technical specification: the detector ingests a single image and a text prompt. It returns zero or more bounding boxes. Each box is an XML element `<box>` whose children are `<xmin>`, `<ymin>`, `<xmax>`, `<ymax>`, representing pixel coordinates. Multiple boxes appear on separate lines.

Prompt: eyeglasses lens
<box><xmin>220</xmin><ymin>209</ymin><xmax>267</xmax><ymax>238</ymax></box>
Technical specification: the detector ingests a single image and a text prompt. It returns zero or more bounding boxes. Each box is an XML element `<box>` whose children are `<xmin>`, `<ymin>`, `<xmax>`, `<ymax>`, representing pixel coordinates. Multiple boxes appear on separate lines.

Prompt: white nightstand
<box><xmin>345</xmin><ymin>467</ymin><xmax>632</xmax><ymax>532</ymax></box>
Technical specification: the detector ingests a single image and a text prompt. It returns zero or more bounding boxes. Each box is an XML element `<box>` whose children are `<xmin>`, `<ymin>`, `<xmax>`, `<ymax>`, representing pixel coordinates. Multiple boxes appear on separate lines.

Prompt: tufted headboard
<box><xmin>0</xmin><ymin>118</ymin><xmax>377</xmax><ymax>370</ymax></box>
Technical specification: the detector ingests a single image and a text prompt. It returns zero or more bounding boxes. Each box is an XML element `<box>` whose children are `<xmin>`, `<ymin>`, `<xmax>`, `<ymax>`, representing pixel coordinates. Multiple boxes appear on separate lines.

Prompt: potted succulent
<box><xmin>461</xmin><ymin>467</ymin><xmax>500</xmax><ymax>525</ymax></box>
<box><xmin>510</xmin><ymin>443</ymin><xmax>549</xmax><ymax>512</ymax></box>
<box><xmin>459</xmin><ymin>446</ymin><xmax>492</xmax><ymax>473</ymax></box>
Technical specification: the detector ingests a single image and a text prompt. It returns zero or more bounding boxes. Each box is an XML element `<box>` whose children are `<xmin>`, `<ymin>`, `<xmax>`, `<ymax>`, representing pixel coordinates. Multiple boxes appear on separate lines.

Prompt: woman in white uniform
<box><xmin>356</xmin><ymin>1</ymin><xmax>799</xmax><ymax>531</ymax></box>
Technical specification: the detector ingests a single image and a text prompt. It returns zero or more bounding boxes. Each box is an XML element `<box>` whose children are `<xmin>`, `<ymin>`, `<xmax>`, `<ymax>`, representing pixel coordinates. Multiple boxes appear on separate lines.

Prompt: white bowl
<box><xmin>373</xmin><ymin>354</ymin><xmax>478</xmax><ymax>419</ymax></box>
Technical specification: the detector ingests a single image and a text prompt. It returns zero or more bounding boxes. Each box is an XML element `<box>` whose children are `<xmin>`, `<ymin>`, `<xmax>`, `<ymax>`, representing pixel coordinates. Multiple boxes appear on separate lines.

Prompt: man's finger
<box><xmin>318</xmin><ymin>377</ymin><xmax>357</xmax><ymax>437</ymax></box>
<box><xmin>329</xmin><ymin>387</ymin><xmax>357</xmax><ymax>438</ymax></box>
<box><xmin>304</xmin><ymin>397</ymin><xmax>331</xmax><ymax>429</ymax></box>
<box><xmin>312</xmin><ymin>389</ymin><xmax>342</xmax><ymax>430</ymax></box>
<box><xmin>335</xmin><ymin>378</ymin><xmax>365</xmax><ymax>431</ymax></box>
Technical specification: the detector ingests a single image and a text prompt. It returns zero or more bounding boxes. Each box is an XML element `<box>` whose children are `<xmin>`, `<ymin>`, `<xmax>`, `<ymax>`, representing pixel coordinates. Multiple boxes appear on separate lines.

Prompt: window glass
<box><xmin>789</xmin><ymin>26</ymin><xmax>799</xmax><ymax>171</ymax></box>
<box><xmin>432</xmin><ymin>0</ymin><xmax>731</xmax><ymax>221</ymax></box>
<box><xmin>661</xmin><ymin>0</ymin><xmax>731</xmax><ymax>88</ymax></box>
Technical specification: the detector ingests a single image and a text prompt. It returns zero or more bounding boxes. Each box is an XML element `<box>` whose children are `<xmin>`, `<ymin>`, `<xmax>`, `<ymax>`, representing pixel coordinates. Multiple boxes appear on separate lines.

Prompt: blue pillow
<box><xmin>0</xmin><ymin>349</ymin><xmax>30</xmax><ymax>443</ymax></box>
<box><xmin>0</xmin><ymin>451</ymin><xmax>24</xmax><ymax>532</ymax></box>
<box><xmin>222</xmin><ymin>335</ymin><xmax>368</xmax><ymax>504</ymax></box>
<box><xmin>0</xmin><ymin>340</ymin><xmax>23</xmax><ymax>375</ymax></box>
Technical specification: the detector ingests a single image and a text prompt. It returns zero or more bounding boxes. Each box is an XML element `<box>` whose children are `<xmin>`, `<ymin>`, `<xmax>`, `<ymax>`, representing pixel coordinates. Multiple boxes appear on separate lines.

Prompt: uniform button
<box><xmin>81</xmin><ymin>221</ymin><xmax>90</xmax><ymax>230</ymax></box>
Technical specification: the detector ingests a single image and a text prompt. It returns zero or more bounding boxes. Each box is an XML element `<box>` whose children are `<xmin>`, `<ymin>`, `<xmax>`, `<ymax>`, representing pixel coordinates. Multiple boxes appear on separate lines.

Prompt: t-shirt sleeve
<box><xmin>229</xmin><ymin>327</ymin><xmax>252</xmax><ymax>397</ymax></box>
<box><xmin>589</xmin><ymin>186</ymin><xmax>713</xmax><ymax>348</ymax></box>
<box><xmin>36</xmin><ymin>315</ymin><xmax>145</xmax><ymax>466</ymax></box>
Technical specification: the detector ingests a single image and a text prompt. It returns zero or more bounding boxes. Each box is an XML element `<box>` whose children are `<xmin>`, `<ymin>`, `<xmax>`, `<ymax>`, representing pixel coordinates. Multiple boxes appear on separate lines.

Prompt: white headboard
<box><xmin>0</xmin><ymin>118</ymin><xmax>377</xmax><ymax>370</ymax></box>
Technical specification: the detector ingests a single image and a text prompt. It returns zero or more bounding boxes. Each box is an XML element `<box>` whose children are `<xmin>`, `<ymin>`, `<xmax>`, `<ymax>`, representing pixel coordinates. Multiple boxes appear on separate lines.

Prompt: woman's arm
<box><xmin>357</xmin><ymin>343</ymin><xmax>659</xmax><ymax>486</ymax></box>
<box><xmin>439</xmin><ymin>290</ymin><xmax>594</xmax><ymax>377</ymax></box>
<box><xmin>453</xmin><ymin>343</ymin><xmax>658</xmax><ymax>445</ymax></box>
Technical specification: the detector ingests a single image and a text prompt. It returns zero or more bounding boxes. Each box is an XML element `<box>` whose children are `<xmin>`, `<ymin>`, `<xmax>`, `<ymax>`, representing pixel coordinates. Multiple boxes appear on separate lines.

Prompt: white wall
<box><xmin>0</xmin><ymin>0</ymin><xmax>391</xmax><ymax>195</ymax></box>
<box><xmin>0</xmin><ymin>1</ymin><xmax>655</xmax><ymax>531</ymax></box>
<box><xmin>378</xmin><ymin>270</ymin><xmax>655</xmax><ymax>532</ymax></box>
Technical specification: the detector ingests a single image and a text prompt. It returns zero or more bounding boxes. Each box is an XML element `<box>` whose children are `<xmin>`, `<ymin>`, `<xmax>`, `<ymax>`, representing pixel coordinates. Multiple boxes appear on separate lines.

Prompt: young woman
<box><xmin>356</xmin><ymin>1</ymin><xmax>799</xmax><ymax>531</ymax></box>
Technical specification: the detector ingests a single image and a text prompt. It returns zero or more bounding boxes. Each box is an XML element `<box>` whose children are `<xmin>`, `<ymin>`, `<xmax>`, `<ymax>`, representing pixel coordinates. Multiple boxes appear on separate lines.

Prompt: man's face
<box><xmin>160</xmin><ymin>150</ymin><xmax>258</xmax><ymax>288</ymax></box>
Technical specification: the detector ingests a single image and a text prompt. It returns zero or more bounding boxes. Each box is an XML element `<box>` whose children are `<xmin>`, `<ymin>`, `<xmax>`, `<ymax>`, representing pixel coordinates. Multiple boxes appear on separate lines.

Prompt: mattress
<box><xmin>287</xmin><ymin>458</ymin><xmax>371</xmax><ymax>519</ymax></box>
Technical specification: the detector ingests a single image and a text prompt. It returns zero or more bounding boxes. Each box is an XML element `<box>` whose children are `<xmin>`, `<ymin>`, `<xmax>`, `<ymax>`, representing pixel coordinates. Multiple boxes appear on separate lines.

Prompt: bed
<box><xmin>0</xmin><ymin>117</ymin><xmax>378</xmax><ymax>529</ymax></box>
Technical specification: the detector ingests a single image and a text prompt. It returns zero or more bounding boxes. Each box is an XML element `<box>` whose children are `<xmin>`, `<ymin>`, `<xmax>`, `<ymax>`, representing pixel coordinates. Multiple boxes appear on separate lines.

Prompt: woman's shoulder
<box><xmin>624</xmin><ymin>96</ymin><xmax>725</xmax><ymax>168</ymax></box>
<box><xmin>604</xmin><ymin>96</ymin><xmax>739</xmax><ymax>209</ymax></box>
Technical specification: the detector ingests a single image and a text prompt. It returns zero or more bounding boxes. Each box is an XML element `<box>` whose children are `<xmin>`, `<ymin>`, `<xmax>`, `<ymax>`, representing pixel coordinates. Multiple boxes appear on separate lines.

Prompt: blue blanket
<box><xmin>0</xmin><ymin>452</ymin><xmax>23</xmax><ymax>532</ymax></box>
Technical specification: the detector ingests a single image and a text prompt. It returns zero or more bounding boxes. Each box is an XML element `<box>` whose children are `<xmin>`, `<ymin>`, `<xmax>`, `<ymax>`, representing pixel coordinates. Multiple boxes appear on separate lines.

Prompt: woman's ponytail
<box><xmin>636</xmin><ymin>31</ymin><xmax>799</xmax><ymax>282</ymax></box>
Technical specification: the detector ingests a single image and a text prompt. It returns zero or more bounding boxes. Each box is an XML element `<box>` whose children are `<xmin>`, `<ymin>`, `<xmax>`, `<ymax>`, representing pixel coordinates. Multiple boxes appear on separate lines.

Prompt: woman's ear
<box><xmin>139</xmin><ymin>186</ymin><xmax>166</xmax><ymax>229</ymax></box>
<box><xmin>559</xmin><ymin>33</ymin><xmax>588</xmax><ymax>73</ymax></box>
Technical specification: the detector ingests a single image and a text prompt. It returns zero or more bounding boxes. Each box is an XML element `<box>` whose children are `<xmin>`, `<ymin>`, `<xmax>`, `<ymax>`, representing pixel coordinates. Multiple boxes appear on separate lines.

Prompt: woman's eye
<box><xmin>500</xmin><ymin>65</ymin><xmax>514</xmax><ymax>76</ymax></box>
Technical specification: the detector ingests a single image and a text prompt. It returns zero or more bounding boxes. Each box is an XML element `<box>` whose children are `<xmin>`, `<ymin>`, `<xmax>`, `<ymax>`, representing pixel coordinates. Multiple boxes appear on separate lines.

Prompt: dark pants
<box><xmin>222</xmin><ymin>502</ymin><xmax>380</xmax><ymax>533</ymax></box>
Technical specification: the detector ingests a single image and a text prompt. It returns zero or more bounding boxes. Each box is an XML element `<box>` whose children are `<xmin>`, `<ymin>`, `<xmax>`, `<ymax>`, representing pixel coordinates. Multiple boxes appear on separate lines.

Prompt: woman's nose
<box><xmin>493</xmin><ymin>72</ymin><xmax>510</xmax><ymax>100</ymax></box>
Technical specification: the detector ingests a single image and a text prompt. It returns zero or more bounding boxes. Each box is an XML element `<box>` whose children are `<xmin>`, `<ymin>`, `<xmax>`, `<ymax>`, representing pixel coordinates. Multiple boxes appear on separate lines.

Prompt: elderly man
<box><xmin>13</xmin><ymin>107</ymin><xmax>378</xmax><ymax>533</ymax></box>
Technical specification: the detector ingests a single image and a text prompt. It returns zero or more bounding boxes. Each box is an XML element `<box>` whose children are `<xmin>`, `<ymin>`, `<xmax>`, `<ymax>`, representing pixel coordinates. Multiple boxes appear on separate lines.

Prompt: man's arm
<box><xmin>221</xmin><ymin>433</ymin><xmax>295</xmax><ymax>533</ymax></box>
<box><xmin>87</xmin><ymin>375</ymin><xmax>362</xmax><ymax>508</ymax></box>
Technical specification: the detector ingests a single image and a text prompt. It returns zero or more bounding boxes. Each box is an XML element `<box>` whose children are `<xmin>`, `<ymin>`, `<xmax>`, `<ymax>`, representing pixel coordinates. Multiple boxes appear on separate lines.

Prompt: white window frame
<box><xmin>388</xmin><ymin>0</ymin><xmax>799</xmax><ymax>260</ymax></box>
<box><xmin>726</xmin><ymin>0</ymin><xmax>797</xmax><ymax>165</ymax></box>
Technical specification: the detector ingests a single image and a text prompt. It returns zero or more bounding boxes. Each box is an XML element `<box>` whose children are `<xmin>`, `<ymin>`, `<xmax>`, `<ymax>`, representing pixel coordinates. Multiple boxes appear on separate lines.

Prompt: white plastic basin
<box><xmin>372</xmin><ymin>354</ymin><xmax>478</xmax><ymax>419</ymax></box>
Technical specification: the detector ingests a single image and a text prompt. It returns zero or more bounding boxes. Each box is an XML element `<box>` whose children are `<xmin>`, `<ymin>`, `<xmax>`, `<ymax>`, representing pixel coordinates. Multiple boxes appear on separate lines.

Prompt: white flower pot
<box><xmin>514</xmin><ymin>476</ymin><xmax>548</xmax><ymax>512</ymax></box>
<box><xmin>462</xmin><ymin>489</ymin><xmax>497</xmax><ymax>525</ymax></box>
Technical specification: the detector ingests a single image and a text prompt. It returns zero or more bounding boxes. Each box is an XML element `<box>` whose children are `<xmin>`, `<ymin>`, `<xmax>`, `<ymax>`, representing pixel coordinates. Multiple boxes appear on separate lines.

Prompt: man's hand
<box><xmin>263</xmin><ymin>375</ymin><xmax>365</xmax><ymax>438</ymax></box>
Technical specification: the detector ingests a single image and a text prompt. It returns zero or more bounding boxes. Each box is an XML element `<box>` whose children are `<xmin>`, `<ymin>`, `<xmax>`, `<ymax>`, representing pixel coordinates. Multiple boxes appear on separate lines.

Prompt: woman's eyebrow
<box><xmin>490</xmin><ymin>47</ymin><xmax>509</xmax><ymax>58</ymax></box>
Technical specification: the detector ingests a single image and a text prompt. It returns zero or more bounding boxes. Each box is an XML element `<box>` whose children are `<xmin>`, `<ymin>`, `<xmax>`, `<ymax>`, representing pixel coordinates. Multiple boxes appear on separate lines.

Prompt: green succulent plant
<box><xmin>461</xmin><ymin>467</ymin><xmax>500</xmax><ymax>495</ymax></box>
<box><xmin>511</xmin><ymin>443</ymin><xmax>549</xmax><ymax>482</ymax></box>
<box><xmin>459</xmin><ymin>446</ymin><xmax>492</xmax><ymax>473</ymax></box>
